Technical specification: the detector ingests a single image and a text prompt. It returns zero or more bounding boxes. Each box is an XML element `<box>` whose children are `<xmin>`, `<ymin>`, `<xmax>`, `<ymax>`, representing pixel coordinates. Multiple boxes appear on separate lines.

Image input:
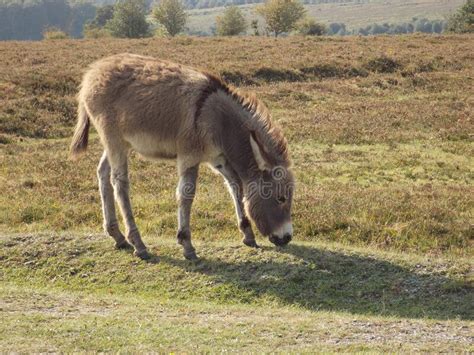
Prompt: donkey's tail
<box><xmin>70</xmin><ymin>101</ymin><xmax>90</xmax><ymax>159</ymax></box>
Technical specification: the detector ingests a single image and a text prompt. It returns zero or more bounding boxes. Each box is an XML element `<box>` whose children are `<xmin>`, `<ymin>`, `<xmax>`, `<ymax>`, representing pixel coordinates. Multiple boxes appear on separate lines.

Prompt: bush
<box><xmin>364</xmin><ymin>56</ymin><xmax>401</xmax><ymax>73</ymax></box>
<box><xmin>298</xmin><ymin>17</ymin><xmax>326</xmax><ymax>35</ymax></box>
<box><xmin>83</xmin><ymin>25</ymin><xmax>112</xmax><ymax>39</ymax></box>
<box><xmin>42</xmin><ymin>27</ymin><xmax>69</xmax><ymax>40</ymax></box>
<box><xmin>327</xmin><ymin>22</ymin><xmax>346</xmax><ymax>35</ymax></box>
<box><xmin>153</xmin><ymin>26</ymin><xmax>169</xmax><ymax>37</ymax></box>
<box><xmin>216</xmin><ymin>6</ymin><xmax>247</xmax><ymax>36</ymax></box>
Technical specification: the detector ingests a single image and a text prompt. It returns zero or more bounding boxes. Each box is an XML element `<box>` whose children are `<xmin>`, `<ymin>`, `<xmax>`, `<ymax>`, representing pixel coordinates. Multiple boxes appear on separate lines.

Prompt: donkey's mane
<box><xmin>197</xmin><ymin>73</ymin><xmax>290</xmax><ymax>166</ymax></box>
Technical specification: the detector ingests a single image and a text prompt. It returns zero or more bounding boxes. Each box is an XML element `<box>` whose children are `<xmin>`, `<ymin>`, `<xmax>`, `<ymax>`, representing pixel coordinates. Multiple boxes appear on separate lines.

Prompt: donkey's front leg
<box><xmin>176</xmin><ymin>165</ymin><xmax>199</xmax><ymax>260</ymax></box>
<box><xmin>215</xmin><ymin>160</ymin><xmax>258</xmax><ymax>248</ymax></box>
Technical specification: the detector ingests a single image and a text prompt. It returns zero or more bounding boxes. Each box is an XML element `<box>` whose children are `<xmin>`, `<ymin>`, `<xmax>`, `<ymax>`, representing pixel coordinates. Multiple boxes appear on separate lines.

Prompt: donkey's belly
<box><xmin>125</xmin><ymin>133</ymin><xmax>178</xmax><ymax>160</ymax></box>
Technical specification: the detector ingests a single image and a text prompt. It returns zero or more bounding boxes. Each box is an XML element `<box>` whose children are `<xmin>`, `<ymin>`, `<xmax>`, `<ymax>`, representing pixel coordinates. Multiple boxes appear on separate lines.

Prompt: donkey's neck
<box><xmin>210</xmin><ymin>93</ymin><xmax>261</xmax><ymax>182</ymax></box>
<box><xmin>220</xmin><ymin>119</ymin><xmax>260</xmax><ymax>182</ymax></box>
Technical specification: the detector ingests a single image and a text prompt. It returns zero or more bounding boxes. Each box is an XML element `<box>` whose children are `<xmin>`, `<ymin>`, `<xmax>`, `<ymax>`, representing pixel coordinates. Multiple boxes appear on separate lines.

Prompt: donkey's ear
<box><xmin>250</xmin><ymin>132</ymin><xmax>271</xmax><ymax>171</ymax></box>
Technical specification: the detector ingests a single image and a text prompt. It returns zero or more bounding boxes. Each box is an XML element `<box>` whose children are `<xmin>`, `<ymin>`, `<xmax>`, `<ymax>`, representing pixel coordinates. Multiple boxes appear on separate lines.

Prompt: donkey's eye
<box><xmin>277</xmin><ymin>196</ymin><xmax>286</xmax><ymax>204</ymax></box>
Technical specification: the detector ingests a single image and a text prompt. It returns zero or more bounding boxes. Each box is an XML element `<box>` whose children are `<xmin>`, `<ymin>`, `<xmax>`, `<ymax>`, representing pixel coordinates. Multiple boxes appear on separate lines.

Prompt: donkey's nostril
<box><xmin>282</xmin><ymin>233</ymin><xmax>292</xmax><ymax>245</ymax></box>
<box><xmin>270</xmin><ymin>234</ymin><xmax>292</xmax><ymax>246</ymax></box>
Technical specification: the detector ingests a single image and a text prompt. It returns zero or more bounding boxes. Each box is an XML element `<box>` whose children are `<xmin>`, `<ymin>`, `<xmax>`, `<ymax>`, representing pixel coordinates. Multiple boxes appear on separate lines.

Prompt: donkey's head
<box><xmin>244</xmin><ymin>133</ymin><xmax>294</xmax><ymax>246</ymax></box>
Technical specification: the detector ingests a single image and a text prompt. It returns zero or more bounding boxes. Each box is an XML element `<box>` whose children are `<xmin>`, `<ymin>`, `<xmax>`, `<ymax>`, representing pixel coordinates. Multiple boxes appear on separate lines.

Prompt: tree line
<box><xmin>0</xmin><ymin>0</ymin><xmax>96</xmax><ymax>40</ymax></box>
<box><xmin>330</xmin><ymin>18</ymin><xmax>447</xmax><ymax>36</ymax></box>
<box><xmin>82</xmin><ymin>0</ymin><xmax>307</xmax><ymax>38</ymax></box>
<box><xmin>180</xmin><ymin>0</ymin><xmax>356</xmax><ymax>10</ymax></box>
<box><xmin>86</xmin><ymin>0</ymin><xmax>474</xmax><ymax>37</ymax></box>
<box><xmin>0</xmin><ymin>0</ymin><xmax>472</xmax><ymax>40</ymax></box>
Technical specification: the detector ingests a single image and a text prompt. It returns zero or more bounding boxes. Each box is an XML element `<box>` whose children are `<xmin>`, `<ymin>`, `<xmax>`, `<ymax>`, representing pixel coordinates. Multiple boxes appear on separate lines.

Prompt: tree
<box><xmin>0</xmin><ymin>0</ymin><xmax>98</xmax><ymax>40</ymax></box>
<box><xmin>297</xmin><ymin>17</ymin><xmax>325</xmax><ymax>35</ymax></box>
<box><xmin>256</xmin><ymin>0</ymin><xmax>306</xmax><ymax>37</ymax></box>
<box><xmin>251</xmin><ymin>19</ymin><xmax>259</xmax><ymax>35</ymax></box>
<box><xmin>69</xmin><ymin>2</ymin><xmax>97</xmax><ymax>37</ymax></box>
<box><xmin>106</xmin><ymin>0</ymin><xmax>150</xmax><ymax>38</ymax></box>
<box><xmin>91</xmin><ymin>5</ymin><xmax>115</xmax><ymax>28</ymax></box>
<box><xmin>328</xmin><ymin>22</ymin><xmax>345</xmax><ymax>35</ymax></box>
<box><xmin>152</xmin><ymin>0</ymin><xmax>187</xmax><ymax>36</ymax></box>
<box><xmin>216</xmin><ymin>5</ymin><xmax>246</xmax><ymax>35</ymax></box>
<box><xmin>447</xmin><ymin>0</ymin><xmax>474</xmax><ymax>33</ymax></box>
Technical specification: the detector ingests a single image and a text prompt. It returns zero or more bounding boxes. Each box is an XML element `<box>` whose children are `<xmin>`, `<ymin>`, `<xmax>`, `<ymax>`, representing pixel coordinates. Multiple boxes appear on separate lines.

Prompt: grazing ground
<box><xmin>187</xmin><ymin>0</ymin><xmax>465</xmax><ymax>35</ymax></box>
<box><xmin>0</xmin><ymin>35</ymin><xmax>473</xmax><ymax>351</ymax></box>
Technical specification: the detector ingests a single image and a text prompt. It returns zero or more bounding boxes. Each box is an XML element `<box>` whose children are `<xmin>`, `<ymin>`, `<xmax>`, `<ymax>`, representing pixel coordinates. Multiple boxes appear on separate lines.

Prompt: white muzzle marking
<box><xmin>273</xmin><ymin>221</ymin><xmax>293</xmax><ymax>239</ymax></box>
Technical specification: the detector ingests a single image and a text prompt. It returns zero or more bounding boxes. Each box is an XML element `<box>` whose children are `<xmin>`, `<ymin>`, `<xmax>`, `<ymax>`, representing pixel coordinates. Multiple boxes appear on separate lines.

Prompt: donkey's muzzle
<box><xmin>269</xmin><ymin>233</ymin><xmax>292</xmax><ymax>247</ymax></box>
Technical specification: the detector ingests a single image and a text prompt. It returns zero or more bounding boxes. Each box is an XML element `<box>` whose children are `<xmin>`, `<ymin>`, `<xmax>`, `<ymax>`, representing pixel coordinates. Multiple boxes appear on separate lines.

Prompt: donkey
<box><xmin>70</xmin><ymin>53</ymin><xmax>294</xmax><ymax>260</ymax></box>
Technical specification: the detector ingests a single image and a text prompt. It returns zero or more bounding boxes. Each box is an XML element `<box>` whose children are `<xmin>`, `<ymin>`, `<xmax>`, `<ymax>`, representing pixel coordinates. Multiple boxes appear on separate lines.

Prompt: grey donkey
<box><xmin>70</xmin><ymin>53</ymin><xmax>294</xmax><ymax>260</ymax></box>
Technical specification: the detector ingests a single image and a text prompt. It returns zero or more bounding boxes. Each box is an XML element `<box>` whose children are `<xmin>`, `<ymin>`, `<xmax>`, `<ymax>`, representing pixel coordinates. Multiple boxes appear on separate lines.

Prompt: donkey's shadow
<box><xmin>156</xmin><ymin>243</ymin><xmax>473</xmax><ymax>321</ymax></box>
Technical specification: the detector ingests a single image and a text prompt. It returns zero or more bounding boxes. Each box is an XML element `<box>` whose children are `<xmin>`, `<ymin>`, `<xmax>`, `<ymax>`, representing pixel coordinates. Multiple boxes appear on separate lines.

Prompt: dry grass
<box><xmin>1</xmin><ymin>35</ymin><xmax>473</xmax><ymax>254</ymax></box>
<box><xmin>0</xmin><ymin>34</ymin><xmax>473</xmax><ymax>352</ymax></box>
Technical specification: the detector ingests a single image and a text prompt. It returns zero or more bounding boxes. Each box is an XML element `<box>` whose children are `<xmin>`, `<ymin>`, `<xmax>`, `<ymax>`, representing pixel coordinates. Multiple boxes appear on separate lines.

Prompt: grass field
<box><xmin>187</xmin><ymin>0</ymin><xmax>465</xmax><ymax>35</ymax></box>
<box><xmin>0</xmin><ymin>35</ymin><xmax>473</xmax><ymax>351</ymax></box>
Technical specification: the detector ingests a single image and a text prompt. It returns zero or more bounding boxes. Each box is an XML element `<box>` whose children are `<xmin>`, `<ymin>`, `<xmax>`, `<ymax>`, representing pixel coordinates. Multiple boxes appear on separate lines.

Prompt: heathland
<box><xmin>0</xmin><ymin>35</ymin><xmax>473</xmax><ymax>351</ymax></box>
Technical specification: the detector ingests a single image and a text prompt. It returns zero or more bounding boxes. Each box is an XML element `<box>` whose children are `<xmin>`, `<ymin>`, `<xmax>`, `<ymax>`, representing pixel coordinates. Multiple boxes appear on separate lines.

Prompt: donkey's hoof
<box><xmin>184</xmin><ymin>250</ymin><xmax>199</xmax><ymax>261</ymax></box>
<box><xmin>115</xmin><ymin>240</ymin><xmax>133</xmax><ymax>250</ymax></box>
<box><xmin>243</xmin><ymin>238</ymin><xmax>259</xmax><ymax>248</ymax></box>
<box><xmin>134</xmin><ymin>249</ymin><xmax>151</xmax><ymax>260</ymax></box>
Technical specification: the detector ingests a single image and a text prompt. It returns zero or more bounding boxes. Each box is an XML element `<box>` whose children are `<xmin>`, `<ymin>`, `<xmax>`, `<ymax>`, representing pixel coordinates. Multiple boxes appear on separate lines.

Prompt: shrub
<box><xmin>365</xmin><ymin>56</ymin><xmax>401</xmax><ymax>73</ymax></box>
<box><xmin>42</xmin><ymin>27</ymin><xmax>69</xmax><ymax>40</ymax></box>
<box><xmin>83</xmin><ymin>25</ymin><xmax>112</xmax><ymax>38</ymax></box>
<box><xmin>298</xmin><ymin>17</ymin><xmax>326</xmax><ymax>35</ymax></box>
<box><xmin>253</xmin><ymin>67</ymin><xmax>303</xmax><ymax>82</ymax></box>
<box><xmin>327</xmin><ymin>22</ymin><xmax>347</xmax><ymax>35</ymax></box>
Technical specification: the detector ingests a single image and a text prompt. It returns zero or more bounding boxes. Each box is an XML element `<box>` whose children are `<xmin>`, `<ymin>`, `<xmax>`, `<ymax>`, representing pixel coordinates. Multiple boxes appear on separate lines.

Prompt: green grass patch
<box><xmin>1</xmin><ymin>233</ymin><xmax>473</xmax><ymax>351</ymax></box>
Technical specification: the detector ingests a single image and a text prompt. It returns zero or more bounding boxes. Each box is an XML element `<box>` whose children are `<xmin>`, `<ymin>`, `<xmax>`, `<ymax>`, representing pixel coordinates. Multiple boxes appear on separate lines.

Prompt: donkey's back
<box><xmin>75</xmin><ymin>53</ymin><xmax>210</xmax><ymax>160</ymax></box>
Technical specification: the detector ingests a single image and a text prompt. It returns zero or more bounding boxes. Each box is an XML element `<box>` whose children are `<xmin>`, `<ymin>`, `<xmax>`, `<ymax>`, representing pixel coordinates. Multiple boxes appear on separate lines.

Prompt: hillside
<box><xmin>0</xmin><ymin>0</ymin><xmax>466</xmax><ymax>39</ymax></box>
<box><xmin>187</xmin><ymin>0</ymin><xmax>465</xmax><ymax>34</ymax></box>
<box><xmin>0</xmin><ymin>35</ymin><xmax>473</xmax><ymax>351</ymax></box>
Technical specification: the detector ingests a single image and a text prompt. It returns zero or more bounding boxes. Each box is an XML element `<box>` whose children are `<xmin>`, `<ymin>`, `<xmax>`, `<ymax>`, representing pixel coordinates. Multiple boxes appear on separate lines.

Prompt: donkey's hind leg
<box><xmin>107</xmin><ymin>147</ymin><xmax>149</xmax><ymax>260</ymax></box>
<box><xmin>97</xmin><ymin>151</ymin><xmax>131</xmax><ymax>249</ymax></box>
<box><xmin>176</xmin><ymin>164</ymin><xmax>199</xmax><ymax>260</ymax></box>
